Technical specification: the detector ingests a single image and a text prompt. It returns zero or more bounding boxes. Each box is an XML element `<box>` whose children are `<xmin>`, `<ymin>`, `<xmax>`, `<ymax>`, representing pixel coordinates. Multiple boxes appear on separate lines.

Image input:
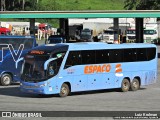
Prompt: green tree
<box><xmin>3</xmin><ymin>0</ymin><xmax>38</xmax><ymax>11</ymax></box>
<box><xmin>124</xmin><ymin>0</ymin><xmax>160</xmax><ymax>10</ymax></box>
<box><xmin>36</xmin><ymin>0</ymin><xmax>61</xmax><ymax>11</ymax></box>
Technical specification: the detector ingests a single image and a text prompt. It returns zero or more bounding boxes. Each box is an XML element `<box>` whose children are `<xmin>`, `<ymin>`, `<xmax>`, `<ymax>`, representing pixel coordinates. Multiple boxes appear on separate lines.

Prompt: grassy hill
<box><xmin>39</xmin><ymin>0</ymin><xmax>126</xmax><ymax>10</ymax></box>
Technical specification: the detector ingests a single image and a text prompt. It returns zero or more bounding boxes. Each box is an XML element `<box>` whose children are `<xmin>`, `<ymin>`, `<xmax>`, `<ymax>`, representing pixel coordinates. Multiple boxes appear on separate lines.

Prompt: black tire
<box><xmin>121</xmin><ymin>79</ymin><xmax>130</xmax><ymax>92</ymax></box>
<box><xmin>0</xmin><ymin>73</ymin><xmax>12</xmax><ymax>86</ymax></box>
<box><xmin>130</xmin><ymin>78</ymin><xmax>140</xmax><ymax>91</ymax></box>
<box><xmin>59</xmin><ymin>83</ymin><xmax>70</xmax><ymax>97</ymax></box>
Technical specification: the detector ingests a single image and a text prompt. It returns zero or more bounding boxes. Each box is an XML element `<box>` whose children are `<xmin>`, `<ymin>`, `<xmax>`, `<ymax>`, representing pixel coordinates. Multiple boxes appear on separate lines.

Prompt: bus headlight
<box><xmin>39</xmin><ymin>82</ymin><xmax>50</xmax><ymax>87</ymax></box>
<box><xmin>39</xmin><ymin>83</ymin><xmax>47</xmax><ymax>87</ymax></box>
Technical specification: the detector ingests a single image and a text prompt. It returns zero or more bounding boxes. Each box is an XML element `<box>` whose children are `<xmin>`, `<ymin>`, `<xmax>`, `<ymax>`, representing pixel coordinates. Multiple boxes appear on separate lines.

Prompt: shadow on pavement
<box><xmin>0</xmin><ymin>85</ymin><xmax>60</xmax><ymax>98</ymax></box>
<box><xmin>0</xmin><ymin>86</ymin><xmax>42</xmax><ymax>98</ymax></box>
<box><xmin>69</xmin><ymin>88</ymin><xmax>146</xmax><ymax>97</ymax></box>
<box><xmin>0</xmin><ymin>85</ymin><xmax>147</xmax><ymax>98</ymax></box>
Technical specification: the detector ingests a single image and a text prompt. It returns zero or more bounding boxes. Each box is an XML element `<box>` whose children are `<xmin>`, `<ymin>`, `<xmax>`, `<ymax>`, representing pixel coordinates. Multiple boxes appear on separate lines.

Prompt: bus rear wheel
<box><xmin>130</xmin><ymin>78</ymin><xmax>140</xmax><ymax>91</ymax></box>
<box><xmin>0</xmin><ymin>73</ymin><xmax>12</xmax><ymax>86</ymax></box>
<box><xmin>121</xmin><ymin>79</ymin><xmax>130</xmax><ymax>92</ymax></box>
<box><xmin>59</xmin><ymin>83</ymin><xmax>70</xmax><ymax>97</ymax></box>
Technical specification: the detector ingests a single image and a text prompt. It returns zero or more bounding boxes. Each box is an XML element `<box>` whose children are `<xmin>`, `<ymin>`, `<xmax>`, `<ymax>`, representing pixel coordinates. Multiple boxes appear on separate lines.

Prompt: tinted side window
<box><xmin>132</xmin><ymin>48</ymin><xmax>137</xmax><ymax>61</ymax></box>
<box><xmin>137</xmin><ymin>48</ymin><xmax>147</xmax><ymax>61</ymax></box>
<box><xmin>81</xmin><ymin>50</ymin><xmax>95</xmax><ymax>64</ymax></box>
<box><xmin>147</xmin><ymin>48</ymin><xmax>156</xmax><ymax>60</ymax></box>
<box><xmin>65</xmin><ymin>51</ymin><xmax>81</xmax><ymax>68</ymax></box>
<box><xmin>109</xmin><ymin>49</ymin><xmax>123</xmax><ymax>63</ymax></box>
<box><xmin>123</xmin><ymin>49</ymin><xmax>133</xmax><ymax>62</ymax></box>
<box><xmin>96</xmin><ymin>50</ymin><xmax>109</xmax><ymax>64</ymax></box>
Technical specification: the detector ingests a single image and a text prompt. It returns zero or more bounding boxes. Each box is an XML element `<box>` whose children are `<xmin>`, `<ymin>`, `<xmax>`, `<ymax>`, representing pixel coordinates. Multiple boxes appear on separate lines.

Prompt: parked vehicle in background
<box><xmin>144</xmin><ymin>29</ymin><xmax>158</xmax><ymax>44</ymax></box>
<box><xmin>126</xmin><ymin>28</ymin><xmax>136</xmax><ymax>43</ymax></box>
<box><xmin>79</xmin><ymin>28</ymin><xmax>93</xmax><ymax>42</ymax></box>
<box><xmin>101</xmin><ymin>29</ymin><xmax>120</xmax><ymax>43</ymax></box>
<box><xmin>82</xmin><ymin>22</ymin><xmax>110</xmax><ymax>42</ymax></box>
<box><xmin>46</xmin><ymin>35</ymin><xmax>66</xmax><ymax>44</ymax></box>
<box><xmin>0</xmin><ymin>36</ymin><xmax>37</xmax><ymax>86</ymax></box>
<box><xmin>69</xmin><ymin>24</ymin><xmax>82</xmax><ymax>41</ymax></box>
<box><xmin>38</xmin><ymin>23</ymin><xmax>52</xmax><ymax>34</ymax></box>
<box><xmin>0</xmin><ymin>27</ymin><xmax>11</xmax><ymax>35</ymax></box>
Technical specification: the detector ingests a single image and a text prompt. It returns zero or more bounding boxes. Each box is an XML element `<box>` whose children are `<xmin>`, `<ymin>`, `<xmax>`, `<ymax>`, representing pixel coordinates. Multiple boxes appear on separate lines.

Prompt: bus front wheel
<box><xmin>0</xmin><ymin>73</ymin><xmax>12</xmax><ymax>86</ymax></box>
<box><xmin>130</xmin><ymin>78</ymin><xmax>140</xmax><ymax>91</ymax></box>
<box><xmin>59</xmin><ymin>83</ymin><xmax>70</xmax><ymax>97</ymax></box>
<box><xmin>121</xmin><ymin>79</ymin><xmax>130</xmax><ymax>92</ymax></box>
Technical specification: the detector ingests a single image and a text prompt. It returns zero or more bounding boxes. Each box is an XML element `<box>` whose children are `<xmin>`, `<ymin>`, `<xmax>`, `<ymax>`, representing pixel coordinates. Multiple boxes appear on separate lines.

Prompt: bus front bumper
<box><xmin>20</xmin><ymin>81</ymin><xmax>59</xmax><ymax>95</ymax></box>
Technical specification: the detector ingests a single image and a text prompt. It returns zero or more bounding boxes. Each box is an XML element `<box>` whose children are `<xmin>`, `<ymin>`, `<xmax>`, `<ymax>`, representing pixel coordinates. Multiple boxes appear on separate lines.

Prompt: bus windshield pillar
<box><xmin>136</xmin><ymin>18</ymin><xmax>144</xmax><ymax>43</ymax></box>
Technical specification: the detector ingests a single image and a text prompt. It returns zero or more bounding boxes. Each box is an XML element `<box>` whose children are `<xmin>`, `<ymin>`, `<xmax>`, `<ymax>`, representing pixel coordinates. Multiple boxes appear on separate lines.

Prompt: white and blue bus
<box><xmin>20</xmin><ymin>42</ymin><xmax>157</xmax><ymax>97</ymax></box>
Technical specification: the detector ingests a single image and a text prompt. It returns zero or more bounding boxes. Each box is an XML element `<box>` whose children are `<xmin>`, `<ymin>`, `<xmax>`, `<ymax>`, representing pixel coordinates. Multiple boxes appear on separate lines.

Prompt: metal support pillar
<box><xmin>30</xmin><ymin>18</ymin><xmax>35</xmax><ymax>36</ymax></box>
<box><xmin>59</xmin><ymin>18</ymin><xmax>65</xmax><ymax>36</ymax></box>
<box><xmin>65</xmin><ymin>19</ymin><xmax>69</xmax><ymax>42</ymax></box>
<box><xmin>113</xmin><ymin>18</ymin><xmax>119</xmax><ymax>42</ymax></box>
<box><xmin>136</xmin><ymin>18</ymin><xmax>143</xmax><ymax>43</ymax></box>
<box><xmin>59</xmin><ymin>18</ymin><xmax>69</xmax><ymax>42</ymax></box>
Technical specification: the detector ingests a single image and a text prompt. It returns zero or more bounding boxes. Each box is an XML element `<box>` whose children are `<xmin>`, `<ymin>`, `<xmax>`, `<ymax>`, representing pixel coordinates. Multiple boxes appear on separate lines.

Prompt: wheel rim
<box><xmin>123</xmin><ymin>81</ymin><xmax>129</xmax><ymax>90</ymax></box>
<box><xmin>132</xmin><ymin>81</ymin><xmax>139</xmax><ymax>89</ymax></box>
<box><xmin>3</xmin><ymin>76</ymin><xmax>11</xmax><ymax>85</ymax></box>
<box><xmin>61</xmin><ymin>86</ymin><xmax>68</xmax><ymax>95</ymax></box>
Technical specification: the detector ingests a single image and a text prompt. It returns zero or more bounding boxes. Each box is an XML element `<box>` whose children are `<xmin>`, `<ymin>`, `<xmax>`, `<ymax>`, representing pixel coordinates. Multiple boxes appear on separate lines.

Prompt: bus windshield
<box><xmin>103</xmin><ymin>30</ymin><xmax>117</xmax><ymax>35</ymax></box>
<box><xmin>0</xmin><ymin>38</ymin><xmax>34</xmax><ymax>50</ymax></box>
<box><xmin>21</xmin><ymin>55</ymin><xmax>49</xmax><ymax>82</ymax></box>
<box><xmin>81</xmin><ymin>31</ymin><xmax>91</xmax><ymax>35</ymax></box>
<box><xmin>127</xmin><ymin>30</ymin><xmax>135</xmax><ymax>34</ymax></box>
<box><xmin>144</xmin><ymin>30</ymin><xmax>156</xmax><ymax>35</ymax></box>
<box><xmin>21</xmin><ymin>53</ymin><xmax>65</xmax><ymax>82</ymax></box>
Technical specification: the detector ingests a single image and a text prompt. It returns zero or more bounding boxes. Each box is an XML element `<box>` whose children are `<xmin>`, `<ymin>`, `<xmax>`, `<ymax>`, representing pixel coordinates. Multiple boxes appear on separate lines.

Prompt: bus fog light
<box><xmin>49</xmin><ymin>86</ymin><xmax>53</xmax><ymax>91</ymax></box>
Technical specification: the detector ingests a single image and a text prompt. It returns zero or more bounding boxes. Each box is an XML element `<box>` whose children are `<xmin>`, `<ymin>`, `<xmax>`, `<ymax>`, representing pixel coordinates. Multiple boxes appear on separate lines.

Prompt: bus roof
<box><xmin>30</xmin><ymin>44</ymin><xmax>69</xmax><ymax>54</ymax></box>
<box><xmin>127</xmin><ymin>28</ymin><xmax>135</xmax><ymax>30</ymax></box>
<box><xmin>144</xmin><ymin>29</ymin><xmax>156</xmax><ymax>30</ymax></box>
<box><xmin>30</xmin><ymin>42</ymin><xmax>156</xmax><ymax>54</ymax></box>
<box><xmin>65</xmin><ymin>42</ymin><xmax>156</xmax><ymax>51</ymax></box>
